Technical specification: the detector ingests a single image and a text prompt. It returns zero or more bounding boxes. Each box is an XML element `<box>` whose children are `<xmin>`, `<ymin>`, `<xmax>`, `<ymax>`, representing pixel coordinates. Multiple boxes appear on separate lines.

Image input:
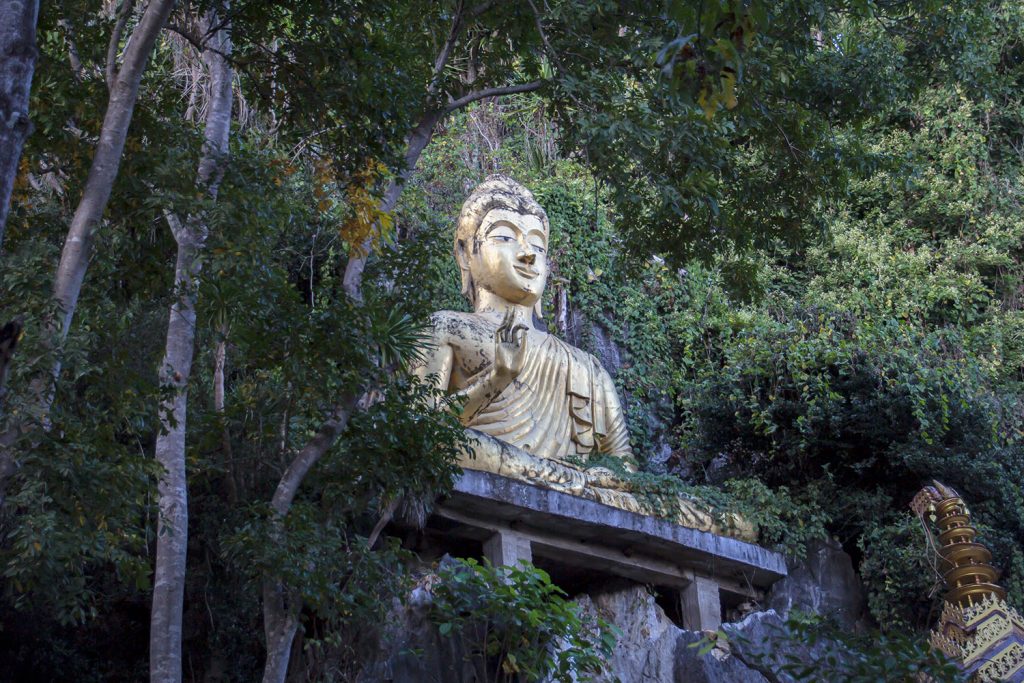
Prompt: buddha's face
<box><xmin>469</xmin><ymin>208</ymin><xmax>549</xmax><ymax>306</ymax></box>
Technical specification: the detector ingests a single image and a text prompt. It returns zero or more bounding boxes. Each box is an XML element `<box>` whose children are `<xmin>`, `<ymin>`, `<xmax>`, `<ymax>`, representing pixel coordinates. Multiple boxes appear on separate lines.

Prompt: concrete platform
<box><xmin>425</xmin><ymin>469</ymin><xmax>788</xmax><ymax>631</ymax></box>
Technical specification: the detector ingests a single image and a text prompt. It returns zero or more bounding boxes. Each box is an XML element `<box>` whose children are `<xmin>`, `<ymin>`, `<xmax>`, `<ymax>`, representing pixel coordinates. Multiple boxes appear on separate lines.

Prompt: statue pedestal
<box><xmin>423</xmin><ymin>469</ymin><xmax>787</xmax><ymax>632</ymax></box>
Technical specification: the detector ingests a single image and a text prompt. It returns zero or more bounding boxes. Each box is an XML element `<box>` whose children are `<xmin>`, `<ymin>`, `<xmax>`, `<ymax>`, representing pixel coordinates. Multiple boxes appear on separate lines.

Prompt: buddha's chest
<box><xmin>447</xmin><ymin>324</ymin><xmax>548</xmax><ymax>388</ymax></box>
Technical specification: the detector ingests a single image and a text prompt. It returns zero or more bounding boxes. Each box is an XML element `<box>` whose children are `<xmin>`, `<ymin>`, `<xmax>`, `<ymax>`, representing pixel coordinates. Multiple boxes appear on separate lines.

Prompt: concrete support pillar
<box><xmin>483</xmin><ymin>529</ymin><xmax>532</xmax><ymax>567</ymax></box>
<box><xmin>681</xmin><ymin>575</ymin><xmax>722</xmax><ymax>632</ymax></box>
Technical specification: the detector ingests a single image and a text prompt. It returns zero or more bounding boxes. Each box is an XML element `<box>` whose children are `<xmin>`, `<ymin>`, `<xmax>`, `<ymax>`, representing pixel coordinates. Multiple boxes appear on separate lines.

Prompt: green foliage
<box><xmin>2</xmin><ymin>12</ymin><xmax>467</xmax><ymax>674</ymax></box>
<box><xmin>720</xmin><ymin>478</ymin><xmax>832</xmax><ymax>561</ymax></box>
<box><xmin>585</xmin><ymin>454</ymin><xmax>829</xmax><ymax>559</ymax></box>
<box><xmin>429</xmin><ymin>558</ymin><xmax>616</xmax><ymax>683</ymax></box>
<box><xmin>857</xmin><ymin>515</ymin><xmax>941</xmax><ymax>631</ymax></box>
<box><xmin>711</xmin><ymin>613</ymin><xmax>966</xmax><ymax>682</ymax></box>
<box><xmin>383</xmin><ymin>0</ymin><xmax>1024</xmax><ymax>632</ymax></box>
<box><xmin>3</xmin><ymin>0</ymin><xmax>1024</xmax><ymax>678</ymax></box>
<box><xmin>378</xmin><ymin>48</ymin><xmax>1024</xmax><ymax>629</ymax></box>
<box><xmin>676</xmin><ymin>280</ymin><xmax>1023</xmax><ymax>624</ymax></box>
<box><xmin>226</xmin><ymin>509</ymin><xmax>414</xmax><ymax>680</ymax></box>
<box><xmin>683</xmin><ymin>307</ymin><xmax>1008</xmax><ymax>477</ymax></box>
<box><xmin>542</xmin><ymin>0</ymin><xmax>997</xmax><ymax>270</ymax></box>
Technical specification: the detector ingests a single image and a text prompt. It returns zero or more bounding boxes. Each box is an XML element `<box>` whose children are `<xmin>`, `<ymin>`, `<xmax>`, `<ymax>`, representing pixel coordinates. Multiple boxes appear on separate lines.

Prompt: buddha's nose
<box><xmin>517</xmin><ymin>249</ymin><xmax>536</xmax><ymax>265</ymax></box>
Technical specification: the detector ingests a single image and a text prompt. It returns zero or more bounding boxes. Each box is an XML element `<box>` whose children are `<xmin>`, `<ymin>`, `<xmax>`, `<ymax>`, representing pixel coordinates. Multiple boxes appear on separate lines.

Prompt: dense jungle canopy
<box><xmin>0</xmin><ymin>0</ymin><xmax>1022</xmax><ymax>681</ymax></box>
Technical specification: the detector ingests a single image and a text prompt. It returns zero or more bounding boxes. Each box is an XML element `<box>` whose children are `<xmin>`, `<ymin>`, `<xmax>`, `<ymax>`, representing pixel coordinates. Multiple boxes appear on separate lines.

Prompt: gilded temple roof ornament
<box><xmin>912</xmin><ymin>481</ymin><xmax>1024</xmax><ymax>682</ymax></box>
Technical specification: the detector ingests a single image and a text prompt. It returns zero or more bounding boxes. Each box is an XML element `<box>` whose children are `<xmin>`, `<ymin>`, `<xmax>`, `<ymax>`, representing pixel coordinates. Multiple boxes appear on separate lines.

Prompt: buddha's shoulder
<box><xmin>550</xmin><ymin>334</ymin><xmax>612</xmax><ymax>373</ymax></box>
<box><xmin>427</xmin><ymin>310</ymin><xmax>493</xmax><ymax>341</ymax></box>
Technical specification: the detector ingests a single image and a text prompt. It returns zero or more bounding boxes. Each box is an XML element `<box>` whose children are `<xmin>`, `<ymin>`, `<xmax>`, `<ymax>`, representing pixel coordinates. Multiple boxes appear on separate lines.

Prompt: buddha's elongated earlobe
<box><xmin>455</xmin><ymin>239</ymin><xmax>475</xmax><ymax>306</ymax></box>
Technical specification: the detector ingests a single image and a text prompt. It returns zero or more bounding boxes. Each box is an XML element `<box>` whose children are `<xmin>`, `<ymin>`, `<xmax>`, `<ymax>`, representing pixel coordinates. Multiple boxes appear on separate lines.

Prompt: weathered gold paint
<box><xmin>416</xmin><ymin>175</ymin><xmax>754</xmax><ymax>541</ymax></box>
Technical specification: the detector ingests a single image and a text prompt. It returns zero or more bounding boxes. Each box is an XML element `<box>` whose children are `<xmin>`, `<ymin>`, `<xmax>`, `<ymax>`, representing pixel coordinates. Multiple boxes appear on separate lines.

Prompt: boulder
<box><xmin>675</xmin><ymin>630</ymin><xmax>771</xmax><ymax>683</ymax></box>
<box><xmin>577</xmin><ymin>583</ymin><xmax>678</xmax><ymax>682</ymax></box>
<box><xmin>364</xmin><ymin>574</ymin><xmax>858</xmax><ymax>682</ymax></box>
<box><xmin>766</xmin><ymin>538</ymin><xmax>869</xmax><ymax>632</ymax></box>
<box><xmin>723</xmin><ymin>610</ymin><xmax>852</xmax><ymax>683</ymax></box>
<box><xmin>581</xmin><ymin>583</ymin><xmax>772</xmax><ymax>683</ymax></box>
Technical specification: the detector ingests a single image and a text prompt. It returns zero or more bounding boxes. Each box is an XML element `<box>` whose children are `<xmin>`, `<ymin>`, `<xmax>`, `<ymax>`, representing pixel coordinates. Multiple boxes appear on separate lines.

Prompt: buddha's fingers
<box><xmin>511</xmin><ymin>324</ymin><xmax>528</xmax><ymax>355</ymax></box>
<box><xmin>496</xmin><ymin>308</ymin><xmax>515</xmax><ymax>343</ymax></box>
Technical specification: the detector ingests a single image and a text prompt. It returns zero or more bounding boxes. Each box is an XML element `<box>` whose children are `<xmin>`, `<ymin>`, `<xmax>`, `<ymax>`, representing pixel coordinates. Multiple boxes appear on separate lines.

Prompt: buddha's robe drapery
<box><xmin>466</xmin><ymin>334</ymin><xmax>633</xmax><ymax>464</ymax></box>
<box><xmin>443</xmin><ymin>322</ymin><xmax>756</xmax><ymax>543</ymax></box>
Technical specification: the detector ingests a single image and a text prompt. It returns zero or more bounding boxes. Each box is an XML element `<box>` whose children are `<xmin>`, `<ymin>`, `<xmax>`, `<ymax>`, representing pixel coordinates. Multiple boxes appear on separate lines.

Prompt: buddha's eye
<box><xmin>531</xmin><ymin>244</ymin><xmax>546</xmax><ymax>254</ymax></box>
<box><xmin>487</xmin><ymin>225</ymin><xmax>517</xmax><ymax>243</ymax></box>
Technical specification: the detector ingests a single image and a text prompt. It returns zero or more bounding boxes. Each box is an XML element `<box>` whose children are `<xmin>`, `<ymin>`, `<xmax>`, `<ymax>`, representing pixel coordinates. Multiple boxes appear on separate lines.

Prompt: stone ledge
<box><xmin>437</xmin><ymin>469</ymin><xmax>787</xmax><ymax>594</ymax></box>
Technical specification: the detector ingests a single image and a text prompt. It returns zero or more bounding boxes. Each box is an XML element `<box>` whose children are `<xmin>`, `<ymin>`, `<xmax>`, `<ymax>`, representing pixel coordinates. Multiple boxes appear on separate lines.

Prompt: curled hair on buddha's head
<box><xmin>454</xmin><ymin>174</ymin><xmax>550</xmax><ymax>308</ymax></box>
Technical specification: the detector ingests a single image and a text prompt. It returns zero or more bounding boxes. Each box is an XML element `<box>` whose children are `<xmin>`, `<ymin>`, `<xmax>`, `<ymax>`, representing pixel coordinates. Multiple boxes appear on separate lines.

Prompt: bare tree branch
<box><xmin>57</xmin><ymin>18</ymin><xmax>84</xmax><ymax>80</ymax></box>
<box><xmin>367</xmin><ymin>497</ymin><xmax>401</xmax><ymax>550</ymax></box>
<box><xmin>339</xmin><ymin>0</ymin><xmax>529</xmax><ymax>301</ymax></box>
<box><xmin>468</xmin><ymin>0</ymin><xmax>496</xmax><ymax>19</ymax></box>
<box><xmin>166</xmin><ymin>22</ymin><xmax>233</xmax><ymax>62</ymax></box>
<box><xmin>442</xmin><ymin>80</ymin><xmax>543</xmax><ymax>114</ymax></box>
<box><xmin>340</xmin><ymin>2</ymin><xmax>474</xmax><ymax>301</ymax></box>
<box><xmin>213</xmin><ymin>324</ymin><xmax>239</xmax><ymax>504</ymax></box>
<box><xmin>526</xmin><ymin>0</ymin><xmax>583</xmax><ymax>108</ymax></box>
<box><xmin>105</xmin><ymin>0</ymin><xmax>136</xmax><ymax>90</ymax></box>
<box><xmin>260</xmin><ymin>390</ymin><xmax>359</xmax><ymax>683</ymax></box>
<box><xmin>427</xmin><ymin>0</ymin><xmax>465</xmax><ymax>98</ymax></box>
<box><xmin>165</xmin><ymin>21</ymin><xmax>204</xmax><ymax>51</ymax></box>
<box><xmin>269</xmin><ymin>392</ymin><xmax>359</xmax><ymax>516</ymax></box>
<box><xmin>526</xmin><ymin>0</ymin><xmax>565</xmax><ymax>75</ymax></box>
<box><xmin>341</xmin><ymin>108</ymin><xmax>442</xmax><ymax>299</ymax></box>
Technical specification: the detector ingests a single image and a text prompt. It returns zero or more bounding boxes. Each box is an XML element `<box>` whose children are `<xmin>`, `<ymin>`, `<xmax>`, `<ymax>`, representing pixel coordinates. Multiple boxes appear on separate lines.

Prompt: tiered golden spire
<box><xmin>911</xmin><ymin>481</ymin><xmax>1006</xmax><ymax>609</ymax></box>
<box><xmin>912</xmin><ymin>481</ymin><xmax>1024</xmax><ymax>682</ymax></box>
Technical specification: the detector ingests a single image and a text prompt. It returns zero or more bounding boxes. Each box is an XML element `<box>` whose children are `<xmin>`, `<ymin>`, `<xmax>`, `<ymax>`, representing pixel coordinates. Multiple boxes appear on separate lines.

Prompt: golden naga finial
<box><xmin>912</xmin><ymin>481</ymin><xmax>1024</xmax><ymax>682</ymax></box>
<box><xmin>911</xmin><ymin>480</ymin><xmax>1006</xmax><ymax>609</ymax></box>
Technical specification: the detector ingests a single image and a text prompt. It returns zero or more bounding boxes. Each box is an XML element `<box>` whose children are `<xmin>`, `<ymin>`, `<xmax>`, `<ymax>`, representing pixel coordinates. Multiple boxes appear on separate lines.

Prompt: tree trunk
<box><xmin>149</xmin><ymin>238</ymin><xmax>199</xmax><ymax>683</ymax></box>
<box><xmin>0</xmin><ymin>0</ymin><xmax>177</xmax><ymax>504</ymax></box>
<box><xmin>0</xmin><ymin>0</ymin><xmax>40</xmax><ymax>251</ymax></box>
<box><xmin>338</xmin><ymin>0</ymin><xmax>467</xmax><ymax>300</ymax></box>
<box><xmin>150</xmin><ymin>10</ymin><xmax>232</xmax><ymax>683</ymax></box>
<box><xmin>0</xmin><ymin>318</ymin><xmax>23</xmax><ymax>410</ymax></box>
<box><xmin>337</xmin><ymin>80</ymin><xmax>540</xmax><ymax>302</ymax></box>
<box><xmin>51</xmin><ymin>0</ymin><xmax>175</xmax><ymax>356</ymax></box>
<box><xmin>261</xmin><ymin>6</ymin><xmax>533</xmax><ymax>675</ymax></box>
<box><xmin>555</xmin><ymin>282</ymin><xmax>568</xmax><ymax>337</ymax></box>
<box><xmin>341</xmin><ymin>109</ymin><xmax>441</xmax><ymax>300</ymax></box>
<box><xmin>213</xmin><ymin>327</ymin><xmax>238</xmax><ymax>504</ymax></box>
<box><xmin>260</xmin><ymin>392</ymin><xmax>358</xmax><ymax>683</ymax></box>
<box><xmin>261</xmin><ymin>577</ymin><xmax>301</xmax><ymax>683</ymax></box>
<box><xmin>337</xmin><ymin>0</ymin><xmax>541</xmax><ymax>298</ymax></box>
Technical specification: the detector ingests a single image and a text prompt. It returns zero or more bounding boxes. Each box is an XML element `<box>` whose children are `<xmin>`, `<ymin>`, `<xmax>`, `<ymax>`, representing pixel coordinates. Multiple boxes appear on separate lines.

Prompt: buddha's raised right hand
<box><xmin>492</xmin><ymin>309</ymin><xmax>529</xmax><ymax>380</ymax></box>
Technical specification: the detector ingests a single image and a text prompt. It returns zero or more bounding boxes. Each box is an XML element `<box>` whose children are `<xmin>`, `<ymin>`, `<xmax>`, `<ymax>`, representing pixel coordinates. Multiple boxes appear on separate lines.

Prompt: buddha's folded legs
<box><xmin>459</xmin><ymin>429</ymin><xmax>588</xmax><ymax>494</ymax></box>
<box><xmin>583</xmin><ymin>486</ymin><xmax>756</xmax><ymax>542</ymax></box>
<box><xmin>582</xmin><ymin>486</ymin><xmax>711</xmax><ymax>531</ymax></box>
<box><xmin>458</xmin><ymin>428</ymin><xmax>758</xmax><ymax>543</ymax></box>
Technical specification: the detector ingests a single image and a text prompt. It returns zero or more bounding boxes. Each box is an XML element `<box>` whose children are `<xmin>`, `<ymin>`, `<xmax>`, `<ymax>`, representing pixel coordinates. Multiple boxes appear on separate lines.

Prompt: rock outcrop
<box><xmin>362</xmin><ymin>534</ymin><xmax>868</xmax><ymax>682</ymax></box>
<box><xmin>766</xmin><ymin>538</ymin><xmax>869</xmax><ymax>632</ymax></box>
<box><xmin>578</xmin><ymin>584</ymin><xmax>772</xmax><ymax>682</ymax></box>
<box><xmin>362</xmin><ymin>577</ymin><xmax>856</xmax><ymax>682</ymax></box>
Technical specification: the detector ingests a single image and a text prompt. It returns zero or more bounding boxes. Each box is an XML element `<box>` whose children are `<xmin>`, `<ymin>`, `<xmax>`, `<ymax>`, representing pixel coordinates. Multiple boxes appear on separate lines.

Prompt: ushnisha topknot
<box><xmin>453</xmin><ymin>174</ymin><xmax>549</xmax><ymax>307</ymax></box>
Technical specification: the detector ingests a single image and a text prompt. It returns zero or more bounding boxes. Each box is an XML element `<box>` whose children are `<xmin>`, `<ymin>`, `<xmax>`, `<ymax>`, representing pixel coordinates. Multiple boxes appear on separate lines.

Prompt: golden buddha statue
<box><xmin>416</xmin><ymin>175</ymin><xmax>753</xmax><ymax>542</ymax></box>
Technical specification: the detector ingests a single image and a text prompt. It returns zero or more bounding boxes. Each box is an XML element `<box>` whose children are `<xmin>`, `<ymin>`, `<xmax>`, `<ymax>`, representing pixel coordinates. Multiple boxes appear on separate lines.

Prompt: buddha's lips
<box><xmin>514</xmin><ymin>265</ymin><xmax>540</xmax><ymax>279</ymax></box>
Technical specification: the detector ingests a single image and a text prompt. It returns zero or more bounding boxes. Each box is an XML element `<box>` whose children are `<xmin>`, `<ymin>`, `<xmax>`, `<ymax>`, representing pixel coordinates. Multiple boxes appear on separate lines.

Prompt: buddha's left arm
<box><xmin>596</xmin><ymin>369</ymin><xmax>638</xmax><ymax>473</ymax></box>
